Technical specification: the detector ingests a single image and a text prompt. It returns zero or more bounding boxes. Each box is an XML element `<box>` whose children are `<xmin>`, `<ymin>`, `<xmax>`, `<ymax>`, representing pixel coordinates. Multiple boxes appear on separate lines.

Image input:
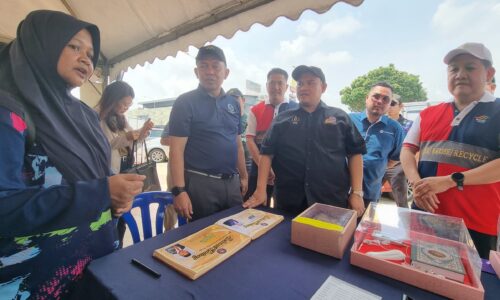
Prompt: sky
<box><xmin>122</xmin><ymin>0</ymin><xmax>500</xmax><ymax>111</ymax></box>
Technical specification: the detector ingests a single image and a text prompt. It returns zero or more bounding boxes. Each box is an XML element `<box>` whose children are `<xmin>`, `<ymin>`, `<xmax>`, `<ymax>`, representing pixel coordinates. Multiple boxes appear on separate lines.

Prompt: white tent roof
<box><xmin>1</xmin><ymin>0</ymin><xmax>363</xmax><ymax>78</ymax></box>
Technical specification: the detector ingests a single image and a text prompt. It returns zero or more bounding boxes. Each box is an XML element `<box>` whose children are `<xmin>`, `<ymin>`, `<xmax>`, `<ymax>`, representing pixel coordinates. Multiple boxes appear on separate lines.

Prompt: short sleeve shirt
<box><xmin>402</xmin><ymin>94</ymin><xmax>500</xmax><ymax>235</ymax></box>
<box><xmin>168</xmin><ymin>85</ymin><xmax>242</xmax><ymax>174</ymax></box>
<box><xmin>350</xmin><ymin>112</ymin><xmax>405</xmax><ymax>201</ymax></box>
<box><xmin>261</xmin><ymin>102</ymin><xmax>366</xmax><ymax>212</ymax></box>
<box><xmin>161</xmin><ymin>124</ymin><xmax>169</xmax><ymax>138</ymax></box>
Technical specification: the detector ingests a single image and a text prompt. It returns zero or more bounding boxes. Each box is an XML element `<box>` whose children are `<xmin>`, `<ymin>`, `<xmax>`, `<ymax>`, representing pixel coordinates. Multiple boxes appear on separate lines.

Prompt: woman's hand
<box><xmin>142</xmin><ymin>118</ymin><xmax>154</xmax><ymax>130</ymax></box>
<box><xmin>126</xmin><ymin>130</ymin><xmax>140</xmax><ymax>141</ymax></box>
<box><xmin>108</xmin><ymin>174</ymin><xmax>145</xmax><ymax>217</ymax></box>
<box><xmin>140</xmin><ymin>119</ymin><xmax>154</xmax><ymax>138</ymax></box>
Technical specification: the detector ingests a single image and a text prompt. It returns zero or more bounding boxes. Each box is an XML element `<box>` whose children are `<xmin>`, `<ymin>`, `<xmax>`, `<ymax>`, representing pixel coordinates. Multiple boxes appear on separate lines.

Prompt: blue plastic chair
<box><xmin>122</xmin><ymin>191</ymin><xmax>186</xmax><ymax>244</ymax></box>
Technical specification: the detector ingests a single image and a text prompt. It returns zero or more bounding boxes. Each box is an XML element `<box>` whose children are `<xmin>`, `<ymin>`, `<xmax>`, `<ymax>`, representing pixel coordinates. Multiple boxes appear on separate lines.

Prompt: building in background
<box><xmin>126</xmin><ymin>97</ymin><xmax>175</xmax><ymax>129</ymax></box>
<box><xmin>403</xmin><ymin>100</ymin><xmax>443</xmax><ymax>121</ymax></box>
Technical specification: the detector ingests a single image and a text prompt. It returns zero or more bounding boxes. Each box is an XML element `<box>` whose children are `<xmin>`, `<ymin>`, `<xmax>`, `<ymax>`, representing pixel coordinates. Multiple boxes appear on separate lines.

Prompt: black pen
<box><xmin>131</xmin><ymin>258</ymin><xmax>161</xmax><ymax>278</ymax></box>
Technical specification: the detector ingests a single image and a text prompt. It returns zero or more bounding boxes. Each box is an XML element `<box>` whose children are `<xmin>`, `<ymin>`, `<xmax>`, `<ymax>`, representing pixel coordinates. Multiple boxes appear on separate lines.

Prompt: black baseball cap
<box><xmin>227</xmin><ymin>88</ymin><xmax>243</xmax><ymax>98</ymax></box>
<box><xmin>196</xmin><ymin>45</ymin><xmax>226</xmax><ymax>64</ymax></box>
<box><xmin>292</xmin><ymin>65</ymin><xmax>326</xmax><ymax>83</ymax></box>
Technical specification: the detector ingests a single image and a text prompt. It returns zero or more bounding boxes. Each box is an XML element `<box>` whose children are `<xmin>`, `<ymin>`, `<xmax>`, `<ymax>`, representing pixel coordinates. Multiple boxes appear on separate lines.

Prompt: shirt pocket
<box><xmin>369</xmin><ymin>129</ymin><xmax>396</xmax><ymax>159</ymax></box>
<box><xmin>319</xmin><ymin>123</ymin><xmax>345</xmax><ymax>152</ymax></box>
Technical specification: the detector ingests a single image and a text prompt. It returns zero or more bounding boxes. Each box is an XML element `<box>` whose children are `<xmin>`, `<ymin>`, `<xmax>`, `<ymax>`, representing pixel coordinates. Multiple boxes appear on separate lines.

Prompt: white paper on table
<box><xmin>310</xmin><ymin>275</ymin><xmax>382</xmax><ymax>300</ymax></box>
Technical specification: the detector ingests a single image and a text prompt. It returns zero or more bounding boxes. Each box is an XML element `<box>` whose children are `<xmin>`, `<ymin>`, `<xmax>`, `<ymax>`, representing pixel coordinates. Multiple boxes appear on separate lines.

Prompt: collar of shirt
<box><xmin>361</xmin><ymin>110</ymin><xmax>388</xmax><ymax>125</ymax></box>
<box><xmin>265</xmin><ymin>98</ymin><xmax>290</xmax><ymax>118</ymax></box>
<box><xmin>397</xmin><ymin>114</ymin><xmax>410</xmax><ymax>124</ymax></box>
<box><xmin>450</xmin><ymin>92</ymin><xmax>495</xmax><ymax>126</ymax></box>
<box><xmin>297</xmin><ymin>100</ymin><xmax>328</xmax><ymax>114</ymax></box>
<box><xmin>196</xmin><ymin>84</ymin><xmax>226</xmax><ymax>100</ymax></box>
<box><xmin>264</xmin><ymin>97</ymin><xmax>290</xmax><ymax>105</ymax></box>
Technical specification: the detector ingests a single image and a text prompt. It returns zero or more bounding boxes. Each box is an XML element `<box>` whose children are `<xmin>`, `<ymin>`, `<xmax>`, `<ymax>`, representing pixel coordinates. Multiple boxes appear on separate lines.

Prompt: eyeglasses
<box><xmin>390</xmin><ymin>100</ymin><xmax>399</xmax><ymax>107</ymax></box>
<box><xmin>371</xmin><ymin>93</ymin><xmax>391</xmax><ymax>104</ymax></box>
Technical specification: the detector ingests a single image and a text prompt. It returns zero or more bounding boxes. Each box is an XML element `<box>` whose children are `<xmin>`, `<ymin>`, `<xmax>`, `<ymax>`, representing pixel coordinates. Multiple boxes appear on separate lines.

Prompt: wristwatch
<box><xmin>171</xmin><ymin>186</ymin><xmax>186</xmax><ymax>196</ymax></box>
<box><xmin>351</xmin><ymin>190</ymin><xmax>364</xmax><ymax>198</ymax></box>
<box><xmin>451</xmin><ymin>172</ymin><xmax>464</xmax><ymax>191</ymax></box>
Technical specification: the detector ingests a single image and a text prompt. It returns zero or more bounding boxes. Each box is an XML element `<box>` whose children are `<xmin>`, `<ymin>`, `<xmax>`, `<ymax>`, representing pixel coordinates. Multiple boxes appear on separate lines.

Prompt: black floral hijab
<box><xmin>0</xmin><ymin>10</ymin><xmax>111</xmax><ymax>182</ymax></box>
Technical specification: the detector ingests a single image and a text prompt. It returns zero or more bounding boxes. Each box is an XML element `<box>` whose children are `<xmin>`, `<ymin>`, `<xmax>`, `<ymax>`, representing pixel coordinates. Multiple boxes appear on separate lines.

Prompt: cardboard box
<box><xmin>350</xmin><ymin>203</ymin><xmax>484</xmax><ymax>300</ymax></box>
<box><xmin>291</xmin><ymin>203</ymin><xmax>356</xmax><ymax>258</ymax></box>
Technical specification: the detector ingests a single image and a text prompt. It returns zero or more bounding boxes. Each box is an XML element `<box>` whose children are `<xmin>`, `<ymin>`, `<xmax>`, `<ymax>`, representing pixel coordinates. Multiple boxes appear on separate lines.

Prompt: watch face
<box><xmin>172</xmin><ymin>187</ymin><xmax>184</xmax><ymax>196</ymax></box>
<box><xmin>452</xmin><ymin>172</ymin><xmax>464</xmax><ymax>182</ymax></box>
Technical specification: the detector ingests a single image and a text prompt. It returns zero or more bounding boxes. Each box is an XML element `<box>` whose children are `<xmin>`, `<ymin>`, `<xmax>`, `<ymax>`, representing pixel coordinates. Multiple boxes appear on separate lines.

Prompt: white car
<box><xmin>145</xmin><ymin>137</ymin><xmax>168</xmax><ymax>163</ymax></box>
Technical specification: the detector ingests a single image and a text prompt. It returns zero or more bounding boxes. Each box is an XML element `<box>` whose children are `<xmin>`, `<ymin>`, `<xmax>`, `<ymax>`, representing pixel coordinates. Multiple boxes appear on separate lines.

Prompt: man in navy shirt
<box><xmin>350</xmin><ymin>82</ymin><xmax>404</xmax><ymax>207</ymax></box>
<box><xmin>244</xmin><ymin>65</ymin><xmax>366</xmax><ymax>217</ymax></box>
<box><xmin>168</xmin><ymin>45</ymin><xmax>248</xmax><ymax>220</ymax></box>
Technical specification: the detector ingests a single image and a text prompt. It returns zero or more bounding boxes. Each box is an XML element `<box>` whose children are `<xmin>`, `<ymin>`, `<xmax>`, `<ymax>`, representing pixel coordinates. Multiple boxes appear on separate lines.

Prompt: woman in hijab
<box><xmin>96</xmin><ymin>81</ymin><xmax>154</xmax><ymax>174</ymax></box>
<box><xmin>0</xmin><ymin>10</ymin><xmax>145</xmax><ymax>298</ymax></box>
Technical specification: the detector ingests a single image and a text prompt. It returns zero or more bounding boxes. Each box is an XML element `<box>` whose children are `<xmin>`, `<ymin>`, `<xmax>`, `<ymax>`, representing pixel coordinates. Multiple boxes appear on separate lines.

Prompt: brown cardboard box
<box><xmin>291</xmin><ymin>203</ymin><xmax>356</xmax><ymax>258</ymax></box>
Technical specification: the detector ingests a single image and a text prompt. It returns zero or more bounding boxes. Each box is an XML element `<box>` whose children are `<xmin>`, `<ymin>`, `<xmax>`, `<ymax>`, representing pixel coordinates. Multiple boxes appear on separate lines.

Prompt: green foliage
<box><xmin>340</xmin><ymin>64</ymin><xmax>427</xmax><ymax>112</ymax></box>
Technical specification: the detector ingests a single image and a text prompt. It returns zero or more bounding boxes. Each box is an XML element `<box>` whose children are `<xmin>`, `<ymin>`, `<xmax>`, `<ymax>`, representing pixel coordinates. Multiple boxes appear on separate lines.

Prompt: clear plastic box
<box><xmin>350</xmin><ymin>203</ymin><xmax>483</xmax><ymax>300</ymax></box>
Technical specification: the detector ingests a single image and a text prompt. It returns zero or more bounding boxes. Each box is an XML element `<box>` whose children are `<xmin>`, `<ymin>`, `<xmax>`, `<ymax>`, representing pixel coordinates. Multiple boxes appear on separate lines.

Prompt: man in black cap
<box><xmin>169</xmin><ymin>45</ymin><xmax>248</xmax><ymax>220</ymax></box>
<box><xmin>227</xmin><ymin>88</ymin><xmax>251</xmax><ymax>173</ymax></box>
<box><xmin>244</xmin><ymin>65</ymin><xmax>366</xmax><ymax>217</ymax></box>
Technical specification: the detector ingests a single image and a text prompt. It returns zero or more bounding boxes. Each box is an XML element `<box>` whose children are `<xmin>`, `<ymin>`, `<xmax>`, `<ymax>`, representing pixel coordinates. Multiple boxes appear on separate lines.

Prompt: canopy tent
<box><xmin>1</xmin><ymin>0</ymin><xmax>363</xmax><ymax>81</ymax></box>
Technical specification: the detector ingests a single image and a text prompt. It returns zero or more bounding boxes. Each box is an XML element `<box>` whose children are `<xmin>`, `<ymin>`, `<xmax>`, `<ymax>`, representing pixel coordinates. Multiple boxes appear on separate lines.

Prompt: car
<box><xmin>147</xmin><ymin>127</ymin><xmax>163</xmax><ymax>140</ymax></box>
<box><xmin>145</xmin><ymin>137</ymin><xmax>168</xmax><ymax>163</ymax></box>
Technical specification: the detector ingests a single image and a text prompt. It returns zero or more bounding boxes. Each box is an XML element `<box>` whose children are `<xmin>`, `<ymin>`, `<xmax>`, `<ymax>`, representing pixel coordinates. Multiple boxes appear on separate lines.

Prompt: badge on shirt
<box><xmin>379</xmin><ymin>129</ymin><xmax>394</xmax><ymax>135</ymax></box>
<box><xmin>292</xmin><ymin>115</ymin><xmax>300</xmax><ymax>124</ymax></box>
<box><xmin>227</xmin><ymin>103</ymin><xmax>236</xmax><ymax>114</ymax></box>
<box><xmin>474</xmin><ymin>115</ymin><xmax>488</xmax><ymax>124</ymax></box>
<box><xmin>324</xmin><ymin>116</ymin><xmax>337</xmax><ymax>125</ymax></box>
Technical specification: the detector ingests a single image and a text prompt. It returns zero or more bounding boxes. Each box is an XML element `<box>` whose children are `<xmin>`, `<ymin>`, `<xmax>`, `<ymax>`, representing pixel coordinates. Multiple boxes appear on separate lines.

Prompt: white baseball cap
<box><xmin>443</xmin><ymin>42</ymin><xmax>493</xmax><ymax>65</ymax></box>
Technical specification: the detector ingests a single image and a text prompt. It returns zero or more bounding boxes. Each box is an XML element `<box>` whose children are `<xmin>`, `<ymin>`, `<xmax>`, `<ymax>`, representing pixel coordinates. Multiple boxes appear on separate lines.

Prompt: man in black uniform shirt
<box><xmin>243</xmin><ymin>65</ymin><xmax>366</xmax><ymax>217</ymax></box>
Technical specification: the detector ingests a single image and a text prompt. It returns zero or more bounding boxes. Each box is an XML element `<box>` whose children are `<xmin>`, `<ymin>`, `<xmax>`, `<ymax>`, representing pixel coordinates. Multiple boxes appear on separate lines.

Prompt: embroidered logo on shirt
<box><xmin>227</xmin><ymin>103</ymin><xmax>236</xmax><ymax>114</ymax></box>
<box><xmin>324</xmin><ymin>116</ymin><xmax>337</xmax><ymax>125</ymax></box>
<box><xmin>379</xmin><ymin>130</ymin><xmax>394</xmax><ymax>135</ymax></box>
<box><xmin>292</xmin><ymin>115</ymin><xmax>300</xmax><ymax>124</ymax></box>
<box><xmin>474</xmin><ymin>115</ymin><xmax>488</xmax><ymax>124</ymax></box>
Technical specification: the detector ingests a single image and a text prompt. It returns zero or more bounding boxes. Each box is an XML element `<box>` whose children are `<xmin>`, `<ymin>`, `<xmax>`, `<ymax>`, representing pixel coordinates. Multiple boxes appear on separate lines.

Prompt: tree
<box><xmin>340</xmin><ymin>64</ymin><xmax>427</xmax><ymax>112</ymax></box>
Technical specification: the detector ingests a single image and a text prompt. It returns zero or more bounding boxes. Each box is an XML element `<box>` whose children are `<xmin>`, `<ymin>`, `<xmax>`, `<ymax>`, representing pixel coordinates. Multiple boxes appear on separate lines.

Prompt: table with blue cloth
<box><xmin>79</xmin><ymin>206</ymin><xmax>499</xmax><ymax>299</ymax></box>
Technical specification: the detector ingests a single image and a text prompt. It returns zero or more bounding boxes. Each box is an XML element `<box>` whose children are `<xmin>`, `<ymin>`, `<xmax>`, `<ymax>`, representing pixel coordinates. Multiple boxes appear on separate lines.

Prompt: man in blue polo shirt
<box><xmin>168</xmin><ymin>45</ymin><xmax>248</xmax><ymax>220</ymax></box>
<box><xmin>350</xmin><ymin>82</ymin><xmax>404</xmax><ymax>207</ymax></box>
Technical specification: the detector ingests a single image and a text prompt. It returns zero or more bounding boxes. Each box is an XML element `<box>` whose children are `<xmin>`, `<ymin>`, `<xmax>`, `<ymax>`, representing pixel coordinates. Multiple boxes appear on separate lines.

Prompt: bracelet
<box><xmin>351</xmin><ymin>190</ymin><xmax>364</xmax><ymax>198</ymax></box>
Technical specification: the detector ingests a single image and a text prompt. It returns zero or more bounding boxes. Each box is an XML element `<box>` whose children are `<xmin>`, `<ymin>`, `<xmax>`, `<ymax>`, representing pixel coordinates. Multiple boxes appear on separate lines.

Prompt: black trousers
<box><xmin>468</xmin><ymin>229</ymin><xmax>497</xmax><ymax>259</ymax></box>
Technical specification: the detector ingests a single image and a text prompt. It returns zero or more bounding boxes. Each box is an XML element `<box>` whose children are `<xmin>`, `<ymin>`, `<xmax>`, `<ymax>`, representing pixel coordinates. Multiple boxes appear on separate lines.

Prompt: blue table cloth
<box><xmin>77</xmin><ymin>206</ymin><xmax>499</xmax><ymax>299</ymax></box>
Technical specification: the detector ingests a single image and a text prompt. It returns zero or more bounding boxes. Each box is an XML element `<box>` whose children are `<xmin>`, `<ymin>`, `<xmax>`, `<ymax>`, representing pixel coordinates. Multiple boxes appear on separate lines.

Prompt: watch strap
<box><xmin>171</xmin><ymin>186</ymin><xmax>186</xmax><ymax>196</ymax></box>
